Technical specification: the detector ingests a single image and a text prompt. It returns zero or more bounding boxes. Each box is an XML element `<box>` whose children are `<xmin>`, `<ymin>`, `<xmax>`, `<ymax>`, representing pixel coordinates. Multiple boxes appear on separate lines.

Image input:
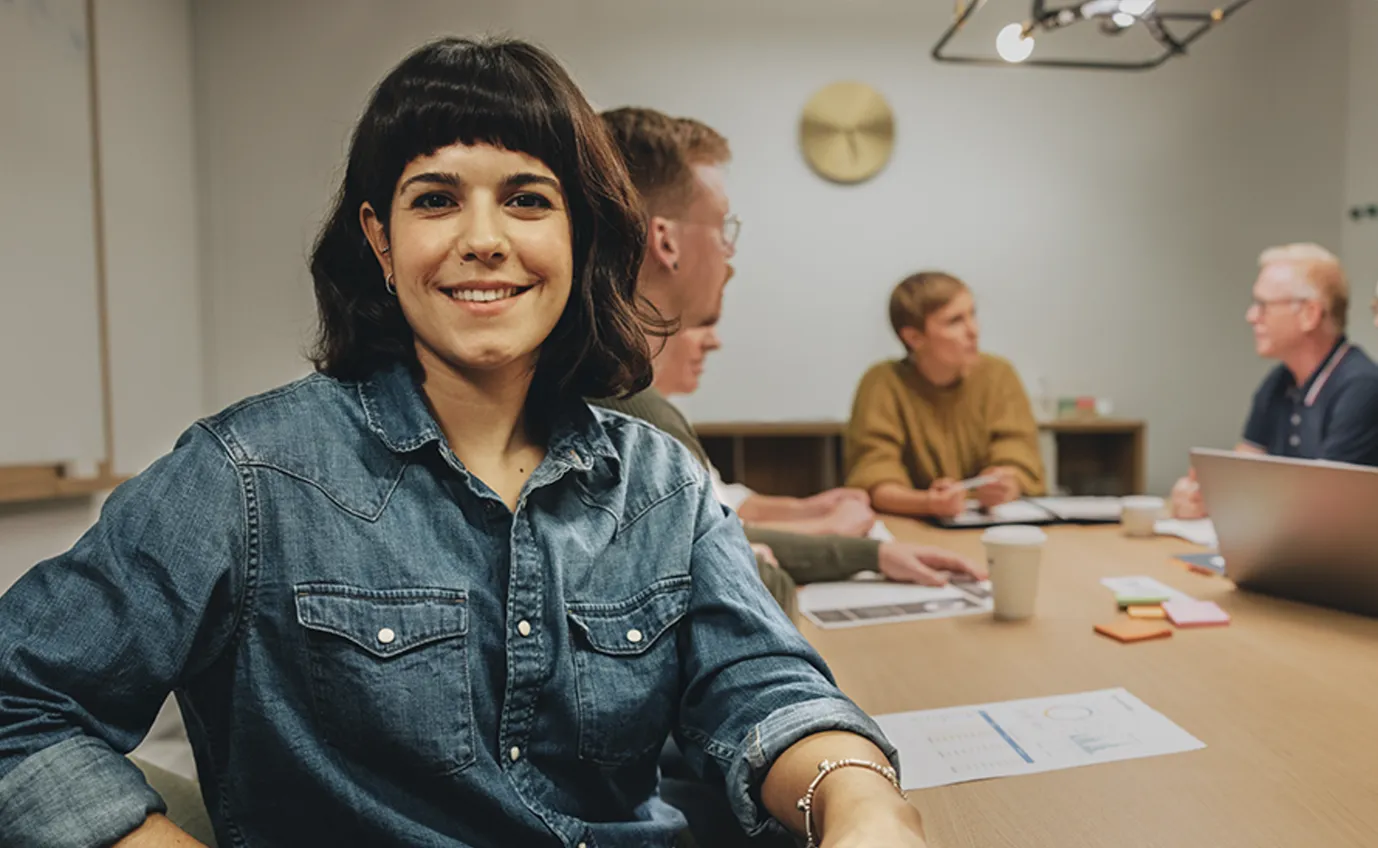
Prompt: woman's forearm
<box><xmin>760</xmin><ymin>730</ymin><xmax>917</xmax><ymax>840</ymax></box>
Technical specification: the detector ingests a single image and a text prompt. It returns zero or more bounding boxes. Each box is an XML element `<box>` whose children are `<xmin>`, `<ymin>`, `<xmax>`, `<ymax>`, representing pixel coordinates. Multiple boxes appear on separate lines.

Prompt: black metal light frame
<box><xmin>933</xmin><ymin>0</ymin><xmax>1258</xmax><ymax>71</ymax></box>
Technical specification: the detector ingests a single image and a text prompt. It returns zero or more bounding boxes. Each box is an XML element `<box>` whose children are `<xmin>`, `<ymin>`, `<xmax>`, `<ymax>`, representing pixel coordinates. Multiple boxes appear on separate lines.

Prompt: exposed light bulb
<box><xmin>996</xmin><ymin>23</ymin><xmax>1035</xmax><ymax>63</ymax></box>
<box><xmin>1112</xmin><ymin>11</ymin><xmax>1135</xmax><ymax>27</ymax></box>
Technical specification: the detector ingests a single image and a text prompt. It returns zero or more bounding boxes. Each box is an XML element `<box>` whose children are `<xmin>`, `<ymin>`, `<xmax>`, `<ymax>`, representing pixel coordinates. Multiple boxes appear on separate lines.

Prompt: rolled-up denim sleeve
<box><xmin>0</xmin><ymin>424</ymin><xmax>246</xmax><ymax>846</ymax></box>
<box><xmin>673</xmin><ymin>469</ymin><xmax>899</xmax><ymax>838</ymax></box>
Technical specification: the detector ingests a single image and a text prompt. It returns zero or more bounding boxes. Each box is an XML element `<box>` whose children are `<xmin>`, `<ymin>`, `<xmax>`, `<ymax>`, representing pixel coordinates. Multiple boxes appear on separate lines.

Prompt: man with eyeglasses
<box><xmin>596</xmin><ymin>107</ymin><xmax>982</xmax><ymax>596</ymax></box>
<box><xmin>1171</xmin><ymin>243</ymin><xmax>1378</xmax><ymax>518</ymax></box>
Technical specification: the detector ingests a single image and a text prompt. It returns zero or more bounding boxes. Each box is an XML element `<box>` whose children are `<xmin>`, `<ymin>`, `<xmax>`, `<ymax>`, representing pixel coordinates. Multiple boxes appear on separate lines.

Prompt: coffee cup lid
<box><xmin>980</xmin><ymin>524</ymin><xmax>1047</xmax><ymax>545</ymax></box>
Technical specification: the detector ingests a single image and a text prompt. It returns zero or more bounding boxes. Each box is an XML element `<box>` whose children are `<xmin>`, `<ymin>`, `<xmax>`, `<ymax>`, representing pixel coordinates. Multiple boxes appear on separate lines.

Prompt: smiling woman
<box><xmin>310</xmin><ymin>38</ymin><xmax>654</xmax><ymax>405</ymax></box>
<box><xmin>0</xmin><ymin>36</ymin><xmax>918</xmax><ymax>848</ymax></box>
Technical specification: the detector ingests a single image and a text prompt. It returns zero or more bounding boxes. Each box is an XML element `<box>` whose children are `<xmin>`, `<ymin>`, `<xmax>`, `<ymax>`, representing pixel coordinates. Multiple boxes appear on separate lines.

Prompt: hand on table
<box><xmin>820</xmin><ymin>499</ymin><xmax>878</xmax><ymax>537</ymax></box>
<box><xmin>878</xmin><ymin>542</ymin><xmax>987</xmax><ymax>586</ymax></box>
<box><xmin>807</xmin><ymin>488</ymin><xmax>872</xmax><ymax>512</ymax></box>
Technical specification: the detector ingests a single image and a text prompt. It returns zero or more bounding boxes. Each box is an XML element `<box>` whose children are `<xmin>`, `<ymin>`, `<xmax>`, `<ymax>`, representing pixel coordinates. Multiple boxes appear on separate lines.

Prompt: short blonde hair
<box><xmin>1259</xmin><ymin>242</ymin><xmax>1348</xmax><ymax>330</ymax></box>
<box><xmin>889</xmin><ymin>271</ymin><xmax>969</xmax><ymax>341</ymax></box>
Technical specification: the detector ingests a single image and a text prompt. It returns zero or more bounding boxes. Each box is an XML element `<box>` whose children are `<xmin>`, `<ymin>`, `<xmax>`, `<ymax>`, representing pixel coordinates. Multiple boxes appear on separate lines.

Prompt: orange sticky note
<box><xmin>1094</xmin><ymin>620</ymin><xmax>1174</xmax><ymax>643</ymax></box>
<box><xmin>1126</xmin><ymin>605</ymin><xmax>1167</xmax><ymax>620</ymax></box>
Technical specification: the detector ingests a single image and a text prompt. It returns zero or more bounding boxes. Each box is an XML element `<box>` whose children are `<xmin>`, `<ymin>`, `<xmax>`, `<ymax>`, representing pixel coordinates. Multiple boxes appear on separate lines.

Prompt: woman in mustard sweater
<box><xmin>846</xmin><ymin>271</ymin><xmax>1046</xmax><ymax>518</ymax></box>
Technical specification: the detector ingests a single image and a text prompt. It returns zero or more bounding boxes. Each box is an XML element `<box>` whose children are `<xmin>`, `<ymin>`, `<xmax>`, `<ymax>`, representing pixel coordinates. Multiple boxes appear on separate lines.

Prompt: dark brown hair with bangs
<box><xmin>309</xmin><ymin>37</ymin><xmax>657</xmax><ymax>401</ymax></box>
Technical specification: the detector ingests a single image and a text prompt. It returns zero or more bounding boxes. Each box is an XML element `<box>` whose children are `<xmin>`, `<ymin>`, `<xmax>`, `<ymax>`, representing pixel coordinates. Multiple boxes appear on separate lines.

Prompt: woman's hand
<box><xmin>925</xmin><ymin>479</ymin><xmax>967</xmax><ymax>518</ymax></box>
<box><xmin>974</xmin><ymin>466</ymin><xmax>1020</xmax><ymax>509</ymax></box>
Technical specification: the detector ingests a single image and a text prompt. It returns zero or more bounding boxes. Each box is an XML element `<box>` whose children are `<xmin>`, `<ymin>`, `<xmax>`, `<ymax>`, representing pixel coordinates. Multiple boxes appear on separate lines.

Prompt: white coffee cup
<box><xmin>1120</xmin><ymin>495</ymin><xmax>1165</xmax><ymax>538</ymax></box>
<box><xmin>980</xmin><ymin>525</ymin><xmax>1047</xmax><ymax>621</ymax></box>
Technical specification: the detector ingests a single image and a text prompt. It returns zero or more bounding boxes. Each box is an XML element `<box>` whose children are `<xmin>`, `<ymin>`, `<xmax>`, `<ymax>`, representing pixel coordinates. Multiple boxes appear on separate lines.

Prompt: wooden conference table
<box><xmin>798</xmin><ymin>519</ymin><xmax>1378</xmax><ymax>848</ymax></box>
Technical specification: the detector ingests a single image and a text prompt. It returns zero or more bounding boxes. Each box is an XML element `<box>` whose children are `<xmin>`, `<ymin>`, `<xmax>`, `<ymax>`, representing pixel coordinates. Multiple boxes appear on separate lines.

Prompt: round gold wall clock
<box><xmin>799</xmin><ymin>81</ymin><xmax>895</xmax><ymax>184</ymax></box>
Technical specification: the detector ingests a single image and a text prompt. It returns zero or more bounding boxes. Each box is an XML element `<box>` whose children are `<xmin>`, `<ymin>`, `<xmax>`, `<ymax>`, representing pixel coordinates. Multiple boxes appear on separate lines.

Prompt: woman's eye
<box><xmin>508</xmin><ymin>192</ymin><xmax>553</xmax><ymax>210</ymax></box>
<box><xmin>412</xmin><ymin>192</ymin><xmax>455</xmax><ymax>210</ymax></box>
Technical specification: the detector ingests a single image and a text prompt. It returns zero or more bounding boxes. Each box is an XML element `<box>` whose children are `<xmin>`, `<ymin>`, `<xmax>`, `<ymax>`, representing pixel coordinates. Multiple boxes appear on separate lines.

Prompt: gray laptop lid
<box><xmin>1192</xmin><ymin>448</ymin><xmax>1378</xmax><ymax>618</ymax></box>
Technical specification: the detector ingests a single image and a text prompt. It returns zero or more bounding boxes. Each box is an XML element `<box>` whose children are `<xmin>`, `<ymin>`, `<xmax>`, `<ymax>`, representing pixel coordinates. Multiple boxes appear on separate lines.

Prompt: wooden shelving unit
<box><xmin>0</xmin><ymin>463</ymin><xmax>124</xmax><ymax>505</ymax></box>
<box><xmin>694</xmin><ymin>418</ymin><xmax>1147</xmax><ymax>497</ymax></box>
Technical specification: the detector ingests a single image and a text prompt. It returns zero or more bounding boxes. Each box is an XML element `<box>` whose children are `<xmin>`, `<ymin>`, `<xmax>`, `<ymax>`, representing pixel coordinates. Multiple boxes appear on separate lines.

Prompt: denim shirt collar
<box><xmin>357</xmin><ymin>362</ymin><xmax>618</xmax><ymax>476</ymax></box>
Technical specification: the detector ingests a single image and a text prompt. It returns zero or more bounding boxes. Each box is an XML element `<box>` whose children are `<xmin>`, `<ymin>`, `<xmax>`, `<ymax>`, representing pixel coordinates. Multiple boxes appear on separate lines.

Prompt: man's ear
<box><xmin>647</xmin><ymin>216</ymin><xmax>680</xmax><ymax>273</ymax></box>
<box><xmin>1299</xmin><ymin>299</ymin><xmax>1326</xmax><ymax>333</ymax></box>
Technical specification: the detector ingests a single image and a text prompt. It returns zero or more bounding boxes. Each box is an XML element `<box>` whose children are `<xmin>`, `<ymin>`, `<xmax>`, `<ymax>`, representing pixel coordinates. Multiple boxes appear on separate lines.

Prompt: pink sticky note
<box><xmin>1162</xmin><ymin>599</ymin><xmax>1230</xmax><ymax>627</ymax></box>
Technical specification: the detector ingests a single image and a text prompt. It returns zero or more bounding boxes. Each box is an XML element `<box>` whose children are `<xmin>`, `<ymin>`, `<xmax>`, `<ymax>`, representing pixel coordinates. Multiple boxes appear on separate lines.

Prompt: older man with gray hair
<box><xmin>1172</xmin><ymin>243</ymin><xmax>1378</xmax><ymax>518</ymax></box>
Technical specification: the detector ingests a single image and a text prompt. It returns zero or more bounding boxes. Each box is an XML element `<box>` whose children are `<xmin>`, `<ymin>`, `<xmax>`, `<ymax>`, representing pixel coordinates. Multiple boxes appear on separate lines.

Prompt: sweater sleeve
<box><xmin>743</xmin><ymin>528</ymin><xmax>879</xmax><ymax>584</ymax></box>
<box><xmin>844</xmin><ymin>364</ymin><xmax>915</xmax><ymax>493</ymax></box>
<box><xmin>985</xmin><ymin>360</ymin><xmax>1047</xmax><ymax>496</ymax></box>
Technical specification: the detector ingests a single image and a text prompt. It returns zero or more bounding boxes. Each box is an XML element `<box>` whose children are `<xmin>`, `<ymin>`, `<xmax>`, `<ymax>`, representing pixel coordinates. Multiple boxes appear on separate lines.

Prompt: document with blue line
<box><xmin>874</xmin><ymin>688</ymin><xmax>1204</xmax><ymax>790</ymax></box>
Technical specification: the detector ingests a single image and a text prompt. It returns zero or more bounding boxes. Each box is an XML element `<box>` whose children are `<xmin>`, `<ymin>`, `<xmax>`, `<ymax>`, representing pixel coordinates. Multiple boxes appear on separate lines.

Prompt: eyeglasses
<box><xmin>721</xmin><ymin>214</ymin><xmax>741</xmax><ymax>251</ymax></box>
<box><xmin>673</xmin><ymin>214</ymin><xmax>741</xmax><ymax>252</ymax></box>
<box><xmin>1248</xmin><ymin>296</ymin><xmax>1311</xmax><ymax>314</ymax></box>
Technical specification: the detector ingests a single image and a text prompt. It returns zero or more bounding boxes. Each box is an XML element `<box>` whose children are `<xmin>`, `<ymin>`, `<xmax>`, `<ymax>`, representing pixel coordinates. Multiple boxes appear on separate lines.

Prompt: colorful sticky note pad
<box><xmin>1126</xmin><ymin>605</ymin><xmax>1167</xmax><ymax>620</ymax></box>
<box><xmin>1094</xmin><ymin>620</ymin><xmax>1174</xmax><ymax>643</ymax></box>
<box><xmin>1162</xmin><ymin>599</ymin><xmax>1231</xmax><ymax>627</ymax></box>
<box><xmin>1116</xmin><ymin>591</ymin><xmax>1172</xmax><ymax>608</ymax></box>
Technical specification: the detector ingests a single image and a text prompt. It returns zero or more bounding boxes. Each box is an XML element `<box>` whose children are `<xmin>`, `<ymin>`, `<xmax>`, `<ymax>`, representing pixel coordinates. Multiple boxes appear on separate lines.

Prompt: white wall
<box><xmin>190</xmin><ymin>0</ymin><xmax>1349</xmax><ymax>495</ymax></box>
<box><xmin>0</xmin><ymin>0</ymin><xmax>202</xmax><ymax>588</ymax></box>
<box><xmin>98</xmin><ymin>0</ymin><xmax>205</xmax><ymax>477</ymax></box>
<box><xmin>1344</xmin><ymin>0</ymin><xmax>1378</xmax><ymax>347</ymax></box>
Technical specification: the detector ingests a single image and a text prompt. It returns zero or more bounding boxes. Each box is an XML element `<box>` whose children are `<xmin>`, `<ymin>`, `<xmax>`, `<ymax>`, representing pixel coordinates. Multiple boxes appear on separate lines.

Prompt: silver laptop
<box><xmin>1192</xmin><ymin>448</ymin><xmax>1378</xmax><ymax>618</ymax></box>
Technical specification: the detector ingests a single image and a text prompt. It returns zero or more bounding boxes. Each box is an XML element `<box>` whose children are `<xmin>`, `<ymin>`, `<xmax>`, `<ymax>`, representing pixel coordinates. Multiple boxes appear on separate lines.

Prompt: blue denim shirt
<box><xmin>0</xmin><ymin>364</ymin><xmax>896</xmax><ymax>847</ymax></box>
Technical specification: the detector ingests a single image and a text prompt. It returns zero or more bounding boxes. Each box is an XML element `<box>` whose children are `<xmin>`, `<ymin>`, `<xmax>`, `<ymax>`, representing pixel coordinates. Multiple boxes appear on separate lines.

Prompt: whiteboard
<box><xmin>0</xmin><ymin>0</ymin><xmax>106</xmax><ymax>467</ymax></box>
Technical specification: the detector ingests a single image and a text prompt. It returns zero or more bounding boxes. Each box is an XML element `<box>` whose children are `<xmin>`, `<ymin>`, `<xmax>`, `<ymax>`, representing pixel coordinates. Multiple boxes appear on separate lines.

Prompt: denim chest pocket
<box><xmin>566</xmin><ymin>576</ymin><xmax>691</xmax><ymax>765</ymax></box>
<box><xmin>295</xmin><ymin>584</ymin><xmax>475</xmax><ymax>776</ymax></box>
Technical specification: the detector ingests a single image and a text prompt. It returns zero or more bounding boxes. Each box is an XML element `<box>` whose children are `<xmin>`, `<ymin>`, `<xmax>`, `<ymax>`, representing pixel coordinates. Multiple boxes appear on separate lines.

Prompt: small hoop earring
<box><xmin>381</xmin><ymin>245</ymin><xmax>390</xmax><ymax>255</ymax></box>
<box><xmin>385</xmin><ymin>273</ymin><xmax>397</xmax><ymax>296</ymax></box>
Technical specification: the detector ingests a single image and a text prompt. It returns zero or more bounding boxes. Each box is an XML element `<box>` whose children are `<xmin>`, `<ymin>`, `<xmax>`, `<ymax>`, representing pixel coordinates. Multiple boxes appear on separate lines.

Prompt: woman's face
<box><xmin>362</xmin><ymin>142</ymin><xmax>574</xmax><ymax>381</ymax></box>
<box><xmin>910</xmin><ymin>289</ymin><xmax>981</xmax><ymax>375</ymax></box>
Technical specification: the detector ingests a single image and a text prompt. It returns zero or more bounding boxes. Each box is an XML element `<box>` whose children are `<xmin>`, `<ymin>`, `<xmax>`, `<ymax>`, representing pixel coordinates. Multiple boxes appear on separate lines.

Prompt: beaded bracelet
<box><xmin>795</xmin><ymin>758</ymin><xmax>904</xmax><ymax>848</ymax></box>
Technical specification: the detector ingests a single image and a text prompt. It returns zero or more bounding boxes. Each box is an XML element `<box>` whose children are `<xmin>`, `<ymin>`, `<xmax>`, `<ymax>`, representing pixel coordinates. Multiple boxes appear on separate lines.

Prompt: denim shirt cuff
<box><xmin>725</xmin><ymin>697</ymin><xmax>901</xmax><ymax>837</ymax></box>
<box><xmin>0</xmin><ymin>736</ymin><xmax>167</xmax><ymax>846</ymax></box>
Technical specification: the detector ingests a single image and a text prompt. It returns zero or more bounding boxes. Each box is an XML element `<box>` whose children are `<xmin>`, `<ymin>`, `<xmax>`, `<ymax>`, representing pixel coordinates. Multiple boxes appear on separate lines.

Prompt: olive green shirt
<box><xmin>593</xmin><ymin>390</ymin><xmax>880</xmax><ymax>590</ymax></box>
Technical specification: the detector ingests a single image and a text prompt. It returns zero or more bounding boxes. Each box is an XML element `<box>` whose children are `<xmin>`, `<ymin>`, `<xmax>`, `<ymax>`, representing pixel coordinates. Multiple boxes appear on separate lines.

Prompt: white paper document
<box><xmin>867</xmin><ymin>520</ymin><xmax>895</xmax><ymax>542</ymax></box>
<box><xmin>942</xmin><ymin>499</ymin><xmax>1054</xmax><ymax>527</ymax></box>
<box><xmin>874</xmin><ymin>688</ymin><xmax>1205</xmax><ymax>790</ymax></box>
<box><xmin>1098</xmin><ymin>576</ymin><xmax>1194</xmax><ymax>603</ymax></box>
<box><xmin>1154</xmin><ymin>518</ymin><xmax>1218</xmax><ymax>548</ymax></box>
<box><xmin>1029</xmin><ymin>496</ymin><xmax>1124</xmax><ymax>522</ymax></box>
<box><xmin>797</xmin><ymin>578</ymin><xmax>992</xmax><ymax>629</ymax></box>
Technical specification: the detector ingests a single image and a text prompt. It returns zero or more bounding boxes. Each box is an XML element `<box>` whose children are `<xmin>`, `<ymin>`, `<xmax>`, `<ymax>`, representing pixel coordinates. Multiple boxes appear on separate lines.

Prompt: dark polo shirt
<box><xmin>1242</xmin><ymin>337</ymin><xmax>1378</xmax><ymax>467</ymax></box>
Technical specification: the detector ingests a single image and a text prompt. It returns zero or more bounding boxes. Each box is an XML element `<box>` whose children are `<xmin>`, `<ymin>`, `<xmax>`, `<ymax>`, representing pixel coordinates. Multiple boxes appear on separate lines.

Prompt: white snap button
<box><xmin>626</xmin><ymin>628</ymin><xmax>643</xmax><ymax>644</ymax></box>
<box><xmin>509</xmin><ymin>746</ymin><xmax>521</xmax><ymax>762</ymax></box>
<box><xmin>377</xmin><ymin>627</ymin><xmax>396</xmax><ymax>644</ymax></box>
<box><xmin>1289</xmin><ymin>435</ymin><xmax>1301</xmax><ymax>447</ymax></box>
<box><xmin>517</xmin><ymin>620</ymin><xmax>532</xmax><ymax>637</ymax></box>
<box><xmin>1291</xmin><ymin>414</ymin><xmax>1301</xmax><ymax>426</ymax></box>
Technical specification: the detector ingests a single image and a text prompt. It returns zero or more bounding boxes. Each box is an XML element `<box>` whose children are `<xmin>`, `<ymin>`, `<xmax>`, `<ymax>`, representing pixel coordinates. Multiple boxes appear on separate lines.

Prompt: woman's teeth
<box><xmin>446</xmin><ymin>287</ymin><xmax>522</xmax><ymax>303</ymax></box>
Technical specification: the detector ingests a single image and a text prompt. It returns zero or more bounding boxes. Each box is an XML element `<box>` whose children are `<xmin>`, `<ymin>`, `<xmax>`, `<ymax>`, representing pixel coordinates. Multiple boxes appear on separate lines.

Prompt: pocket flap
<box><xmin>295</xmin><ymin>584</ymin><xmax>467</xmax><ymax>658</ymax></box>
<box><xmin>566</xmin><ymin>576</ymin><xmax>691</xmax><ymax>656</ymax></box>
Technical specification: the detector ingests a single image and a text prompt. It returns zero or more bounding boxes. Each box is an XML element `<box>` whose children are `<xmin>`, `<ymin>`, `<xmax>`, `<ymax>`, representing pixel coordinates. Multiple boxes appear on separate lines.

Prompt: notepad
<box><xmin>1101</xmin><ymin>576</ymin><xmax>1193</xmax><ymax>608</ymax></box>
<box><xmin>1126</xmin><ymin>605</ymin><xmax>1167</xmax><ymax>620</ymax></box>
<box><xmin>1095</xmin><ymin>620</ymin><xmax>1174</xmax><ymax>643</ymax></box>
<box><xmin>1162</xmin><ymin>599</ymin><xmax>1230</xmax><ymax>627</ymax></box>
